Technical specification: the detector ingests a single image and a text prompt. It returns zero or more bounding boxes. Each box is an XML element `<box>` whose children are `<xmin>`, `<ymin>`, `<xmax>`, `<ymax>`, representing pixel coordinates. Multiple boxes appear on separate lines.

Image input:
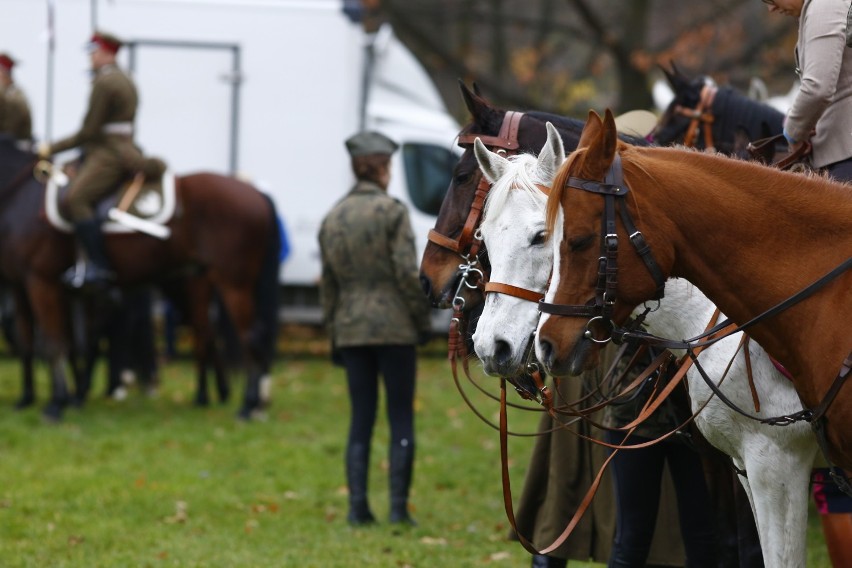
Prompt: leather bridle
<box><xmin>673</xmin><ymin>81</ymin><xmax>717</xmax><ymax>151</ymax></box>
<box><xmin>538</xmin><ymin>155</ymin><xmax>666</xmax><ymax>342</ymax></box>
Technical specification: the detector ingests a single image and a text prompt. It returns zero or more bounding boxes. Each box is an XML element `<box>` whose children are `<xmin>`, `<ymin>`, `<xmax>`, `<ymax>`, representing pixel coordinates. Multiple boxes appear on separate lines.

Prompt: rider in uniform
<box><xmin>38</xmin><ymin>31</ymin><xmax>144</xmax><ymax>287</ymax></box>
<box><xmin>0</xmin><ymin>53</ymin><xmax>33</xmax><ymax>149</ymax></box>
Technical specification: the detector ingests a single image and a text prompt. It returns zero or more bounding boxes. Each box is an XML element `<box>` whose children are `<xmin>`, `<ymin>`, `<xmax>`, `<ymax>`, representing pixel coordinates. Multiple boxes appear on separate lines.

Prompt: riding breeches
<box><xmin>339</xmin><ymin>345</ymin><xmax>416</xmax><ymax>449</ymax></box>
<box><xmin>64</xmin><ymin>144</ymin><xmax>141</xmax><ymax>222</ymax></box>
<box><xmin>606</xmin><ymin>430</ymin><xmax>717</xmax><ymax>568</ymax></box>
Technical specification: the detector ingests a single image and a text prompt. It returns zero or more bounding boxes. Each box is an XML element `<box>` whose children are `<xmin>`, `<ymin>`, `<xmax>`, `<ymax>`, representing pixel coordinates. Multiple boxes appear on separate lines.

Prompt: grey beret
<box><xmin>345</xmin><ymin>131</ymin><xmax>399</xmax><ymax>157</ymax></box>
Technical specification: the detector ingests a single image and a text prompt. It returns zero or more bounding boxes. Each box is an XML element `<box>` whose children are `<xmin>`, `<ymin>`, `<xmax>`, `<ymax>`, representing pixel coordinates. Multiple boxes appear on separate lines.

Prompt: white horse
<box><xmin>471</xmin><ymin>123</ymin><xmax>817</xmax><ymax>568</ymax></box>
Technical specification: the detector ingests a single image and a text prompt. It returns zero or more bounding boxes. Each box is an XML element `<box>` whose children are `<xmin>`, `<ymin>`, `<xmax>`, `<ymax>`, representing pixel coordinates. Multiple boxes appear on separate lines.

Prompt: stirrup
<box><xmin>61</xmin><ymin>261</ymin><xmax>115</xmax><ymax>289</ymax></box>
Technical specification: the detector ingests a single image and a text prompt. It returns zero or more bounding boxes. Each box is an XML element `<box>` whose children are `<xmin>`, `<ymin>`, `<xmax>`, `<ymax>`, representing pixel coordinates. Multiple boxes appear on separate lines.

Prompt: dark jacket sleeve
<box><xmin>388</xmin><ymin>203</ymin><xmax>431</xmax><ymax>335</ymax></box>
<box><xmin>50</xmin><ymin>79</ymin><xmax>112</xmax><ymax>154</ymax></box>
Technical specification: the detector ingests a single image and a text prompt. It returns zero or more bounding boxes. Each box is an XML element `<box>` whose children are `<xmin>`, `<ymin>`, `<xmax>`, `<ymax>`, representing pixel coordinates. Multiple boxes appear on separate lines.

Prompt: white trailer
<box><xmin>2</xmin><ymin>0</ymin><xmax>460</xmax><ymax>322</ymax></box>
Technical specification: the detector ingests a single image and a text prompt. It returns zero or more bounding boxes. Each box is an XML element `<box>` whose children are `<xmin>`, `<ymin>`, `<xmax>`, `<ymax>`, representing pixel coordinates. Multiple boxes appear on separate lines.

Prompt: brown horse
<box><xmin>0</xmin><ymin>135</ymin><xmax>279</xmax><ymax>420</ymax></box>
<box><xmin>538</xmin><ymin>109</ymin><xmax>852</xmax><ymax>470</ymax></box>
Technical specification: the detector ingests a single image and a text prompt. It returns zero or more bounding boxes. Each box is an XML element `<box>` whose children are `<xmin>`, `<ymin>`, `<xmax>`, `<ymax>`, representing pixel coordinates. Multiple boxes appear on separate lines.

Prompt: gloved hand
<box><xmin>37</xmin><ymin>142</ymin><xmax>52</xmax><ymax>159</ymax></box>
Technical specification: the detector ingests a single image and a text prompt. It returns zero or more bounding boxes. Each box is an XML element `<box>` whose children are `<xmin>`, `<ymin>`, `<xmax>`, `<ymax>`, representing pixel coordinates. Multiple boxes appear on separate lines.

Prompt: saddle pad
<box><xmin>45</xmin><ymin>172</ymin><xmax>176</xmax><ymax>234</ymax></box>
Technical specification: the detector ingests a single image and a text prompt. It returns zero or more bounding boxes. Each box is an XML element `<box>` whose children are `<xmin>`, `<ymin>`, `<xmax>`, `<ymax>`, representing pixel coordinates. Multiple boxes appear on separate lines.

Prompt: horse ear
<box><xmin>538</xmin><ymin>122</ymin><xmax>565</xmax><ymax>180</ymax></box>
<box><xmin>577</xmin><ymin>110</ymin><xmax>617</xmax><ymax>179</ymax></box>
<box><xmin>474</xmin><ymin>138</ymin><xmax>510</xmax><ymax>184</ymax></box>
<box><xmin>577</xmin><ymin>110</ymin><xmax>604</xmax><ymax>151</ymax></box>
<box><xmin>661</xmin><ymin>61</ymin><xmax>677</xmax><ymax>87</ymax></box>
<box><xmin>459</xmin><ymin>79</ymin><xmax>491</xmax><ymax>121</ymax></box>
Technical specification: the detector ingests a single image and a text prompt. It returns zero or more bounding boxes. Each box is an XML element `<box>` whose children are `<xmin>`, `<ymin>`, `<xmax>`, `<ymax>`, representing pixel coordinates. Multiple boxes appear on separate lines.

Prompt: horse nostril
<box><xmin>539</xmin><ymin>338</ymin><xmax>554</xmax><ymax>368</ymax></box>
<box><xmin>419</xmin><ymin>275</ymin><xmax>432</xmax><ymax>297</ymax></box>
<box><xmin>494</xmin><ymin>339</ymin><xmax>511</xmax><ymax>365</ymax></box>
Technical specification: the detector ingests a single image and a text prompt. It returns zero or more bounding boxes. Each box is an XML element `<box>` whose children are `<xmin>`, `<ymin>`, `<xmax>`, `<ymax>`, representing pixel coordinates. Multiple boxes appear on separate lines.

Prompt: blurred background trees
<box><xmin>367</xmin><ymin>0</ymin><xmax>798</xmax><ymax>120</ymax></box>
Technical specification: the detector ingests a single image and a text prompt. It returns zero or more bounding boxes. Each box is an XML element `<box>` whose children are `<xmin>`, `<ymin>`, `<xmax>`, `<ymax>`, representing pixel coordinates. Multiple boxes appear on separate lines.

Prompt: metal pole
<box><xmin>229</xmin><ymin>46</ymin><xmax>241</xmax><ymax>174</ymax></box>
<box><xmin>45</xmin><ymin>0</ymin><xmax>55</xmax><ymax>141</ymax></box>
<box><xmin>91</xmin><ymin>0</ymin><xmax>98</xmax><ymax>32</ymax></box>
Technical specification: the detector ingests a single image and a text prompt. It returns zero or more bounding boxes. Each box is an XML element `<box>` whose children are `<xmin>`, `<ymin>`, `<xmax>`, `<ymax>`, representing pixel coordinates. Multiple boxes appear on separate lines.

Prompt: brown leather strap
<box><xmin>742</xmin><ymin>336</ymin><xmax>761</xmax><ymax>413</ymax></box>
<box><xmin>484</xmin><ymin>282</ymin><xmax>544</xmax><ymax>303</ymax></box>
<box><xmin>427</xmin><ymin>228</ymin><xmax>462</xmax><ymax>253</ymax></box>
<box><xmin>431</xmin><ymin>111</ymin><xmax>526</xmax><ymax>256</ymax></box>
<box><xmin>679</xmin><ymin>84</ymin><xmax>716</xmax><ymax>150</ymax></box>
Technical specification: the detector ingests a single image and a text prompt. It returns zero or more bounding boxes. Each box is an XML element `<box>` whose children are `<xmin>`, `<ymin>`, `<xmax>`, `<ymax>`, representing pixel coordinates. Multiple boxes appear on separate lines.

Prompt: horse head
<box><xmin>652</xmin><ymin>62</ymin><xmax>714</xmax><ymax>147</ymax></box>
<box><xmin>536</xmin><ymin>110</ymin><xmax>672</xmax><ymax>377</ymax></box>
<box><xmin>471</xmin><ymin>123</ymin><xmax>564</xmax><ymax>377</ymax></box>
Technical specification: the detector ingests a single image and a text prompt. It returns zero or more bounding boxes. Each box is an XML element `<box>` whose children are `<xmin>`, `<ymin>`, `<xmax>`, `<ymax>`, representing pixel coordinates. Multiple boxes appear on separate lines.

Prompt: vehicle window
<box><xmin>402</xmin><ymin>143</ymin><xmax>455</xmax><ymax>216</ymax></box>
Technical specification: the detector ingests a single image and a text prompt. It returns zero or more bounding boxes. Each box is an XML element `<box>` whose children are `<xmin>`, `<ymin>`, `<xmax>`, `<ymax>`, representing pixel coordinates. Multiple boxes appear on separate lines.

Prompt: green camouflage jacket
<box><xmin>319</xmin><ymin>181</ymin><xmax>431</xmax><ymax>347</ymax></box>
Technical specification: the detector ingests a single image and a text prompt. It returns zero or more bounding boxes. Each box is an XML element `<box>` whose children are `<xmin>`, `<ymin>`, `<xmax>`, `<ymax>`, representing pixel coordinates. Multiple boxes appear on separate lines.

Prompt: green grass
<box><xmin>0</xmin><ymin>347</ymin><xmax>833</xmax><ymax>567</ymax></box>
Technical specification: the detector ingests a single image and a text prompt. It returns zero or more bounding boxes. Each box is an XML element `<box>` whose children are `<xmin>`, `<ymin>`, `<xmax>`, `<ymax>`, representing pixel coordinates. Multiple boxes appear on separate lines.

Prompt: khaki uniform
<box><xmin>51</xmin><ymin>64</ymin><xmax>143</xmax><ymax>221</ymax></box>
<box><xmin>0</xmin><ymin>83</ymin><xmax>32</xmax><ymax>142</ymax></box>
<box><xmin>319</xmin><ymin>181</ymin><xmax>431</xmax><ymax>347</ymax></box>
<box><xmin>513</xmin><ymin>343</ymin><xmax>686</xmax><ymax>565</ymax></box>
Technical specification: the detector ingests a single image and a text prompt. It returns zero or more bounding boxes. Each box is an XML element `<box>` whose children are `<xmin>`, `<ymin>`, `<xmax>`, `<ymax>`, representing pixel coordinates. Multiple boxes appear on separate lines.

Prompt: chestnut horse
<box><xmin>0</xmin><ymin>136</ymin><xmax>279</xmax><ymax>420</ymax></box>
<box><xmin>537</xmin><ymin>109</ymin><xmax>852</xmax><ymax>471</ymax></box>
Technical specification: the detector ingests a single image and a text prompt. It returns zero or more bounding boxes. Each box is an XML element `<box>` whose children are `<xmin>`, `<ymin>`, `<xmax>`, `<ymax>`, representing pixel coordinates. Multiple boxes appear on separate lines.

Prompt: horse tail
<box><xmin>251</xmin><ymin>192</ymin><xmax>281</xmax><ymax>372</ymax></box>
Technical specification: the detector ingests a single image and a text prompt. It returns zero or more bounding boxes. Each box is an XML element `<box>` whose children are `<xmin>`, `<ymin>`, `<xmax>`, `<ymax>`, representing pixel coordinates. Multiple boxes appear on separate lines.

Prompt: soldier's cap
<box><xmin>345</xmin><ymin>131</ymin><xmax>399</xmax><ymax>157</ymax></box>
<box><xmin>86</xmin><ymin>31</ymin><xmax>123</xmax><ymax>55</ymax></box>
<box><xmin>0</xmin><ymin>53</ymin><xmax>15</xmax><ymax>72</ymax></box>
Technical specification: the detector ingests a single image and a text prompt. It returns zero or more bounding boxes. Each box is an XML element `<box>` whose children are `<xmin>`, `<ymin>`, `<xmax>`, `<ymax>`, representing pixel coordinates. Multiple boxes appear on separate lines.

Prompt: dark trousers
<box><xmin>606</xmin><ymin>430</ymin><xmax>717</xmax><ymax>568</ymax></box>
<box><xmin>826</xmin><ymin>156</ymin><xmax>852</xmax><ymax>183</ymax></box>
<box><xmin>339</xmin><ymin>345</ymin><xmax>416</xmax><ymax>448</ymax></box>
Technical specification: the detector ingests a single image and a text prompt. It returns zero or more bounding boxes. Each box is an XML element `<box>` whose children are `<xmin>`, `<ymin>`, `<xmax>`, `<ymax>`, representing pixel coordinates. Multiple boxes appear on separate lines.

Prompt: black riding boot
<box><xmin>64</xmin><ymin>219</ymin><xmax>115</xmax><ymax>288</ymax></box>
<box><xmin>346</xmin><ymin>442</ymin><xmax>375</xmax><ymax>525</ymax></box>
<box><xmin>389</xmin><ymin>440</ymin><xmax>416</xmax><ymax>525</ymax></box>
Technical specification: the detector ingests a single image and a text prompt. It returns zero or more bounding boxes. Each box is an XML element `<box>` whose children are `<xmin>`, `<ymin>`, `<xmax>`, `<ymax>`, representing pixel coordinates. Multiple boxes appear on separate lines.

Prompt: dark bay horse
<box><xmin>652</xmin><ymin>63</ymin><xmax>784</xmax><ymax>154</ymax></box>
<box><xmin>0</xmin><ymin>136</ymin><xmax>279</xmax><ymax>420</ymax></box>
<box><xmin>419</xmin><ymin>86</ymin><xmax>762</xmax><ymax>567</ymax></box>
<box><xmin>538</xmin><ymin>109</ymin><xmax>852</xmax><ymax>471</ymax></box>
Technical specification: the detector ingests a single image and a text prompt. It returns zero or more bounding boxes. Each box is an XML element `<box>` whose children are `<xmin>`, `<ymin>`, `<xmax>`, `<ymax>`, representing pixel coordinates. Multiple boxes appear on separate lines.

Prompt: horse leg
<box><xmin>216</xmin><ymin>285</ymin><xmax>262</xmax><ymax>420</ymax></box>
<box><xmin>742</xmin><ymin>438</ymin><xmax>813</xmax><ymax>567</ymax></box>
<box><xmin>12</xmin><ymin>290</ymin><xmax>35</xmax><ymax>409</ymax></box>
<box><xmin>184</xmin><ymin>277</ymin><xmax>216</xmax><ymax>407</ymax></box>
<box><xmin>27</xmin><ymin>278</ymin><xmax>72</xmax><ymax>420</ymax></box>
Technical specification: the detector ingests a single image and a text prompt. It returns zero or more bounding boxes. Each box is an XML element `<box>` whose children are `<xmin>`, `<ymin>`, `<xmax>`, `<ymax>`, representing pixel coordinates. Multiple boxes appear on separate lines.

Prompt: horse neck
<box><xmin>634</xmin><ymin>148</ymin><xmax>852</xmax><ymax>390</ymax></box>
<box><xmin>712</xmin><ymin>88</ymin><xmax>784</xmax><ymax>152</ymax></box>
<box><xmin>642</xmin><ymin>279</ymin><xmax>716</xmax><ymax>347</ymax></box>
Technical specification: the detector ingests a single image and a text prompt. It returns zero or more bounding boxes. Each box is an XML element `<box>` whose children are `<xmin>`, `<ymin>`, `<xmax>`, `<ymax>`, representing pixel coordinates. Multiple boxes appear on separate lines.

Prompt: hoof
<box><xmin>42</xmin><ymin>404</ymin><xmax>64</xmax><ymax>422</ymax></box>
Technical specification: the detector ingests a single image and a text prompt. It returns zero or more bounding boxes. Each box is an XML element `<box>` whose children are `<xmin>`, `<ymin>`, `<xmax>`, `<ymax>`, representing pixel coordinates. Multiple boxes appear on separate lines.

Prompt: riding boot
<box><xmin>63</xmin><ymin>219</ymin><xmax>115</xmax><ymax>288</ymax></box>
<box><xmin>345</xmin><ymin>442</ymin><xmax>375</xmax><ymax>525</ymax></box>
<box><xmin>389</xmin><ymin>439</ymin><xmax>416</xmax><ymax>525</ymax></box>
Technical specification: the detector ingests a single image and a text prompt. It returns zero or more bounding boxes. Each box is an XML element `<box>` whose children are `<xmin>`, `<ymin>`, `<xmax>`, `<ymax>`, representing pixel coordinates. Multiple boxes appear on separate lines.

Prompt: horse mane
<box><xmin>546</xmin><ymin>146</ymin><xmax>587</xmax><ymax>237</ymax></box>
<box><xmin>481</xmin><ymin>153</ymin><xmax>550</xmax><ymax>234</ymax></box>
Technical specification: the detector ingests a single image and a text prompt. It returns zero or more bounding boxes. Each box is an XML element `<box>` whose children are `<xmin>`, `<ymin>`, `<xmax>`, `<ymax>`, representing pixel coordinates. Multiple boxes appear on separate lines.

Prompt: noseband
<box><xmin>538</xmin><ymin>155</ymin><xmax>666</xmax><ymax>343</ymax></box>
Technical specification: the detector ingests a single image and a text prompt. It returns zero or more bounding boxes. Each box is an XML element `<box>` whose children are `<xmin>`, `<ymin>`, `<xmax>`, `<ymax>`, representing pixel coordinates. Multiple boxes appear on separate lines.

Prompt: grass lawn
<box><xmin>0</xmin><ymin>336</ymin><xmax>834</xmax><ymax>567</ymax></box>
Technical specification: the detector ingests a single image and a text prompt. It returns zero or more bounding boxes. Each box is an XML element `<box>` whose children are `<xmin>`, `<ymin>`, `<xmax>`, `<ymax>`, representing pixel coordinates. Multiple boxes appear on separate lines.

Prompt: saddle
<box><xmin>44</xmin><ymin>157</ymin><xmax>176</xmax><ymax>239</ymax></box>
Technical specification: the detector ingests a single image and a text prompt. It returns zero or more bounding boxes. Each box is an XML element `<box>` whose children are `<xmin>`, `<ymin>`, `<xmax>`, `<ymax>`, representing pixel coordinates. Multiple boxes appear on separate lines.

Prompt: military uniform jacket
<box><xmin>51</xmin><ymin>64</ymin><xmax>140</xmax><ymax>167</ymax></box>
<box><xmin>0</xmin><ymin>83</ymin><xmax>32</xmax><ymax>141</ymax></box>
<box><xmin>319</xmin><ymin>181</ymin><xmax>431</xmax><ymax>347</ymax></box>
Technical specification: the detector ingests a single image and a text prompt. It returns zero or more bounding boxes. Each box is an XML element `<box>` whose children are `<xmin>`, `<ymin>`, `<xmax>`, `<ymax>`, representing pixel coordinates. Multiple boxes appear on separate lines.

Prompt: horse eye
<box><xmin>568</xmin><ymin>235</ymin><xmax>595</xmax><ymax>252</ymax></box>
<box><xmin>531</xmin><ymin>231</ymin><xmax>547</xmax><ymax>246</ymax></box>
<box><xmin>454</xmin><ymin>171</ymin><xmax>472</xmax><ymax>185</ymax></box>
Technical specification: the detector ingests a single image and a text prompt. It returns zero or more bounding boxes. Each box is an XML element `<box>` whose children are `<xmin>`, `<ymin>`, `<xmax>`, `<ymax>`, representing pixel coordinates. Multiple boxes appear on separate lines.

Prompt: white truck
<box><xmin>2</xmin><ymin>0</ymin><xmax>460</xmax><ymax>323</ymax></box>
